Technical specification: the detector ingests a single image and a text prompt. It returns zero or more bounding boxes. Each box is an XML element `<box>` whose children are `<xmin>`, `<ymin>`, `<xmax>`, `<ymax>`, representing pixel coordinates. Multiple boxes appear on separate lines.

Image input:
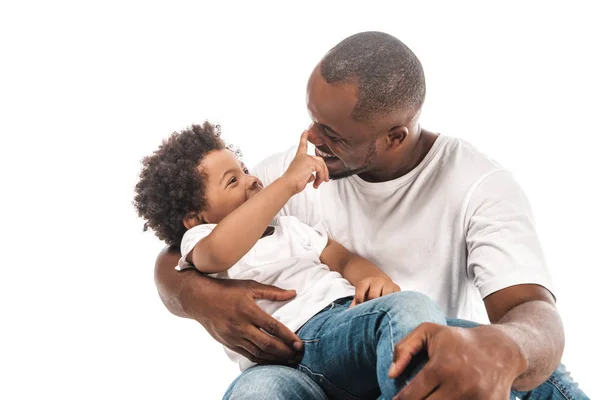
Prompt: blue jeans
<box><xmin>223</xmin><ymin>292</ymin><xmax>588</xmax><ymax>400</ymax></box>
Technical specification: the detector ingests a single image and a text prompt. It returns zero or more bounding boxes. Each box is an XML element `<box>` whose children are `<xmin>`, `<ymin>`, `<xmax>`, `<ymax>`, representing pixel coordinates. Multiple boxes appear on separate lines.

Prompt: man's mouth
<box><xmin>315</xmin><ymin>147</ymin><xmax>338</xmax><ymax>160</ymax></box>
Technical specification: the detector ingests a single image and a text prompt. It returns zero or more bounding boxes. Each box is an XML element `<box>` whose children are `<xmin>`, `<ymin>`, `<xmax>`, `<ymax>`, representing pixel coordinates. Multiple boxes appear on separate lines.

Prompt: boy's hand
<box><xmin>350</xmin><ymin>277</ymin><xmax>401</xmax><ymax>308</ymax></box>
<box><xmin>282</xmin><ymin>130</ymin><xmax>329</xmax><ymax>195</ymax></box>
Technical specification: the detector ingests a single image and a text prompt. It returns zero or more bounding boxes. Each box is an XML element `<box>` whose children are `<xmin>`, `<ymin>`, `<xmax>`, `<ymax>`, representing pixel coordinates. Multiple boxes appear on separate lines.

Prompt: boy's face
<box><xmin>198</xmin><ymin>149</ymin><xmax>263</xmax><ymax>224</ymax></box>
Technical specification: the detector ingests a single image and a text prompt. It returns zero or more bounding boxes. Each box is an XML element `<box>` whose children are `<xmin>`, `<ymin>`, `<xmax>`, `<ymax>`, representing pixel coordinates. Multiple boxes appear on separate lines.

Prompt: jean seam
<box><xmin>547</xmin><ymin>374</ymin><xmax>573</xmax><ymax>400</ymax></box>
<box><xmin>297</xmin><ymin>364</ymin><xmax>362</xmax><ymax>400</ymax></box>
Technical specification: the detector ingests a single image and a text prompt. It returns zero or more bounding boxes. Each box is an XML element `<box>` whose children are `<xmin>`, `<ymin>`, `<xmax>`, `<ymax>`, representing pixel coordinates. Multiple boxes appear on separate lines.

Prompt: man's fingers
<box><xmin>244</xmin><ymin>325</ymin><xmax>300</xmax><ymax>361</ymax></box>
<box><xmin>389</xmin><ymin>343</ymin><xmax>417</xmax><ymax>379</ymax></box>
<box><xmin>239</xmin><ymin>340</ymin><xmax>294</xmax><ymax>365</ymax></box>
<box><xmin>229</xmin><ymin>345</ymin><xmax>266</xmax><ymax>365</ymax></box>
<box><xmin>250</xmin><ymin>282</ymin><xmax>297</xmax><ymax>302</ymax></box>
<box><xmin>389</xmin><ymin>323</ymin><xmax>435</xmax><ymax>378</ymax></box>
<box><xmin>252</xmin><ymin>307</ymin><xmax>303</xmax><ymax>350</ymax></box>
<box><xmin>393</xmin><ymin>365</ymin><xmax>439</xmax><ymax>400</ymax></box>
<box><xmin>297</xmin><ymin>131</ymin><xmax>309</xmax><ymax>155</ymax></box>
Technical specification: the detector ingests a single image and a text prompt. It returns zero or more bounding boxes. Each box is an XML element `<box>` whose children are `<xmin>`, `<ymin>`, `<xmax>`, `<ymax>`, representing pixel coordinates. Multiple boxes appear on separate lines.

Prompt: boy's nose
<box><xmin>246</xmin><ymin>175</ymin><xmax>260</xmax><ymax>189</ymax></box>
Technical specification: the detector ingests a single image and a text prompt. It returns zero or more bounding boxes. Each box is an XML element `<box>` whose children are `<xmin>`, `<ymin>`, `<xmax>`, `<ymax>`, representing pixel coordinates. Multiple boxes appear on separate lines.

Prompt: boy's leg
<box><xmin>447</xmin><ymin>318</ymin><xmax>589</xmax><ymax>400</ymax></box>
<box><xmin>222</xmin><ymin>365</ymin><xmax>328</xmax><ymax>400</ymax></box>
<box><xmin>295</xmin><ymin>291</ymin><xmax>447</xmax><ymax>400</ymax></box>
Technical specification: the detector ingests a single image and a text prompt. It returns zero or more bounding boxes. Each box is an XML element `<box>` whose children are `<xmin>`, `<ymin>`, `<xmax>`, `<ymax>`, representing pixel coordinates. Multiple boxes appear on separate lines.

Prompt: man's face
<box><xmin>306</xmin><ymin>68</ymin><xmax>383</xmax><ymax>180</ymax></box>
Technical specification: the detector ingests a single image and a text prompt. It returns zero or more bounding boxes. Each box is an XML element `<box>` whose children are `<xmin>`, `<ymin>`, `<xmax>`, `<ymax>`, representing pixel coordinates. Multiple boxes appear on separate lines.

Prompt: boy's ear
<box><xmin>183</xmin><ymin>212</ymin><xmax>203</xmax><ymax>230</ymax></box>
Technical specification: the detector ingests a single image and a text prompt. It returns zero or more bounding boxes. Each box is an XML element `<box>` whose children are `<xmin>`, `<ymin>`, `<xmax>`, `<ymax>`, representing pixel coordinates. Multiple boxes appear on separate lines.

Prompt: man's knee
<box><xmin>223</xmin><ymin>366</ymin><xmax>327</xmax><ymax>400</ymax></box>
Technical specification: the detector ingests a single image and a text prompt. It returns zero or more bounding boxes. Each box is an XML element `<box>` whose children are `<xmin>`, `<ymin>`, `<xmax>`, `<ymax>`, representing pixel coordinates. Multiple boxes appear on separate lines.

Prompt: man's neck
<box><xmin>358</xmin><ymin>128</ymin><xmax>438</xmax><ymax>183</ymax></box>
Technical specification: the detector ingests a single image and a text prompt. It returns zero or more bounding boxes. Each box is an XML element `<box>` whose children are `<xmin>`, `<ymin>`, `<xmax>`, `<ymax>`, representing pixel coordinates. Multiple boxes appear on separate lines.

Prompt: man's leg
<box><xmin>447</xmin><ymin>318</ymin><xmax>589</xmax><ymax>400</ymax></box>
<box><xmin>295</xmin><ymin>291</ymin><xmax>447</xmax><ymax>399</ymax></box>
<box><xmin>222</xmin><ymin>365</ymin><xmax>328</xmax><ymax>400</ymax></box>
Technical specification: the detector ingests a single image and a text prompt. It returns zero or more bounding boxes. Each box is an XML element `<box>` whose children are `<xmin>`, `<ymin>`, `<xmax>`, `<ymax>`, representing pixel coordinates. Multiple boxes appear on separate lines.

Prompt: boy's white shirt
<box><xmin>177</xmin><ymin>216</ymin><xmax>355</xmax><ymax>371</ymax></box>
<box><xmin>251</xmin><ymin>135</ymin><xmax>554</xmax><ymax>324</ymax></box>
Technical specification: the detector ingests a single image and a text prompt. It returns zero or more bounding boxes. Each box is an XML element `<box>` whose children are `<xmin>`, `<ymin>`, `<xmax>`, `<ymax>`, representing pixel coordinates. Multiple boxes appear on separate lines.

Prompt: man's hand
<box><xmin>282</xmin><ymin>130</ymin><xmax>329</xmax><ymax>194</ymax></box>
<box><xmin>190</xmin><ymin>278</ymin><xmax>305</xmax><ymax>364</ymax></box>
<box><xmin>389</xmin><ymin>323</ymin><xmax>527</xmax><ymax>400</ymax></box>
<box><xmin>350</xmin><ymin>277</ymin><xmax>400</xmax><ymax>308</ymax></box>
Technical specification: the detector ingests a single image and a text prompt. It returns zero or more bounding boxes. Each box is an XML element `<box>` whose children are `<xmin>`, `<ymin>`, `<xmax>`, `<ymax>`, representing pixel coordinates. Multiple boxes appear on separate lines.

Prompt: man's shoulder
<box><xmin>436</xmin><ymin>135</ymin><xmax>506</xmax><ymax>178</ymax></box>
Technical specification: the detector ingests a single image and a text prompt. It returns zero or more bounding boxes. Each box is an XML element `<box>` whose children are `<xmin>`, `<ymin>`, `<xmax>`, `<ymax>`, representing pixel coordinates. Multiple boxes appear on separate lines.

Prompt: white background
<box><xmin>1</xmin><ymin>1</ymin><xmax>598</xmax><ymax>399</ymax></box>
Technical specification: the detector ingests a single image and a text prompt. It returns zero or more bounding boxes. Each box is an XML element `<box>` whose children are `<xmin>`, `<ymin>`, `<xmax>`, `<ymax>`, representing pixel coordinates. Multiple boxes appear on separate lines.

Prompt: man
<box><xmin>155</xmin><ymin>32</ymin><xmax>587</xmax><ymax>399</ymax></box>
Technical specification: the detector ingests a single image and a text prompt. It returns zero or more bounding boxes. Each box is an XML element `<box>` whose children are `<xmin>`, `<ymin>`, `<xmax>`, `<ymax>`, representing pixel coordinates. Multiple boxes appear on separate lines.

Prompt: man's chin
<box><xmin>322</xmin><ymin>157</ymin><xmax>369</xmax><ymax>180</ymax></box>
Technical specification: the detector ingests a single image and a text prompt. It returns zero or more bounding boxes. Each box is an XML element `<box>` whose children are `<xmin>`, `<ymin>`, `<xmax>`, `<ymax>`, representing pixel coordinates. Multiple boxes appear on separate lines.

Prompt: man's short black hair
<box><xmin>133</xmin><ymin>122</ymin><xmax>225</xmax><ymax>246</ymax></box>
<box><xmin>320</xmin><ymin>31</ymin><xmax>426</xmax><ymax>120</ymax></box>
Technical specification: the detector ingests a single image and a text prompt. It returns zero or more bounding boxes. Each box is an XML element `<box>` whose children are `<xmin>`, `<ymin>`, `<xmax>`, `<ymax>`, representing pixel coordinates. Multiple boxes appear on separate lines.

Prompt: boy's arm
<box><xmin>192</xmin><ymin>131</ymin><xmax>329</xmax><ymax>273</ymax></box>
<box><xmin>191</xmin><ymin>178</ymin><xmax>295</xmax><ymax>273</ymax></box>
<box><xmin>320</xmin><ymin>239</ymin><xmax>400</xmax><ymax>306</ymax></box>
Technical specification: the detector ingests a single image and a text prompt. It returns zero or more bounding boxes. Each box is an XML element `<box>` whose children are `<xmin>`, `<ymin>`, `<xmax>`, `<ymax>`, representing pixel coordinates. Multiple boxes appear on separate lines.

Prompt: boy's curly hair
<box><xmin>133</xmin><ymin>122</ymin><xmax>226</xmax><ymax>246</ymax></box>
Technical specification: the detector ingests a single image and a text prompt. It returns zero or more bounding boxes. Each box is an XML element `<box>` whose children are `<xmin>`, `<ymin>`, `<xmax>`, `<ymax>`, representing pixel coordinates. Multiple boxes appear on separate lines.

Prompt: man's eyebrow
<box><xmin>219</xmin><ymin>168</ymin><xmax>237</xmax><ymax>184</ymax></box>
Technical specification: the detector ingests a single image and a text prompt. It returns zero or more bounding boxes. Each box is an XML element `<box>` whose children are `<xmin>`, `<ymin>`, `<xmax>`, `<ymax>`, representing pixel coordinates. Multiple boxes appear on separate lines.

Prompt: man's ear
<box><xmin>183</xmin><ymin>212</ymin><xmax>203</xmax><ymax>230</ymax></box>
<box><xmin>385</xmin><ymin>126</ymin><xmax>409</xmax><ymax>149</ymax></box>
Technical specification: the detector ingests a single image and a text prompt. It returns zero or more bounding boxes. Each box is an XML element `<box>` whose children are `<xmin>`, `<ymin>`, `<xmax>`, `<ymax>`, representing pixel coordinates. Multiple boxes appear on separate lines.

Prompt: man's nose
<box><xmin>307</xmin><ymin>124</ymin><xmax>324</xmax><ymax>146</ymax></box>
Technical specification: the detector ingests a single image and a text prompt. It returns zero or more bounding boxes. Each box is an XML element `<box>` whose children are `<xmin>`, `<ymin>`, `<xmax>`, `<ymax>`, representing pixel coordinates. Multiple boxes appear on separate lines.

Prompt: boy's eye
<box><xmin>243</xmin><ymin>169</ymin><xmax>249</xmax><ymax>174</ymax></box>
<box><xmin>227</xmin><ymin>177</ymin><xmax>237</xmax><ymax>186</ymax></box>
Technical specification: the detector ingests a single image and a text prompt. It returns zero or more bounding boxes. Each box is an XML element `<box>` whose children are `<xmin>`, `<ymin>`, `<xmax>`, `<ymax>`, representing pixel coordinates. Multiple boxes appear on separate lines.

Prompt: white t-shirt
<box><xmin>177</xmin><ymin>216</ymin><xmax>355</xmax><ymax>371</ymax></box>
<box><xmin>252</xmin><ymin>135</ymin><xmax>554</xmax><ymax>323</ymax></box>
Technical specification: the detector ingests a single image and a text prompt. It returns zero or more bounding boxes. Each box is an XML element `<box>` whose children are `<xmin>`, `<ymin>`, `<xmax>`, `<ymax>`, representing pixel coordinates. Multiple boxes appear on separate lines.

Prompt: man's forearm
<box><xmin>491</xmin><ymin>300</ymin><xmax>565</xmax><ymax>391</ymax></box>
<box><xmin>154</xmin><ymin>246</ymin><xmax>213</xmax><ymax>320</ymax></box>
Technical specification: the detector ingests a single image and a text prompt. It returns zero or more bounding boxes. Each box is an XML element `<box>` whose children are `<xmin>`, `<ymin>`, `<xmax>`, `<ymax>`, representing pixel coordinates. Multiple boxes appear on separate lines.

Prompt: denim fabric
<box><xmin>224</xmin><ymin>293</ymin><xmax>588</xmax><ymax>399</ymax></box>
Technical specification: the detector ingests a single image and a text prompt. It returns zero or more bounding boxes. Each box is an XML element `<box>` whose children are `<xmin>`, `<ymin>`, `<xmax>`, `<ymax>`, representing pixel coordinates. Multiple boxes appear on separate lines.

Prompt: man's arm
<box><xmin>154</xmin><ymin>245</ymin><xmax>303</xmax><ymax>363</ymax></box>
<box><xmin>483</xmin><ymin>284</ymin><xmax>563</xmax><ymax>390</ymax></box>
<box><xmin>389</xmin><ymin>171</ymin><xmax>564</xmax><ymax>399</ymax></box>
<box><xmin>390</xmin><ymin>285</ymin><xmax>563</xmax><ymax>400</ymax></box>
<box><xmin>320</xmin><ymin>239</ymin><xmax>400</xmax><ymax>305</ymax></box>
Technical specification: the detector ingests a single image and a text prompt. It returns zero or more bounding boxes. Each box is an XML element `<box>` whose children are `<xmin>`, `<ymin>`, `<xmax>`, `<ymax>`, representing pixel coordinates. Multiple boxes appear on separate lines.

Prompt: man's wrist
<box><xmin>483</xmin><ymin>324</ymin><xmax>529</xmax><ymax>380</ymax></box>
